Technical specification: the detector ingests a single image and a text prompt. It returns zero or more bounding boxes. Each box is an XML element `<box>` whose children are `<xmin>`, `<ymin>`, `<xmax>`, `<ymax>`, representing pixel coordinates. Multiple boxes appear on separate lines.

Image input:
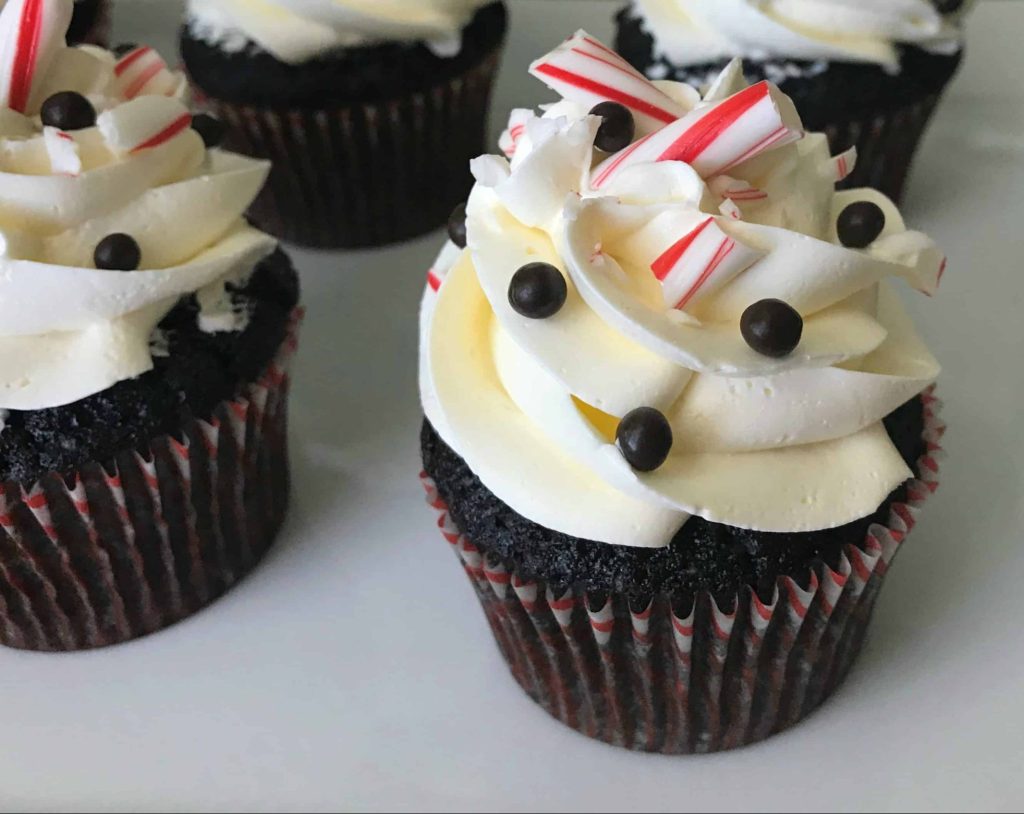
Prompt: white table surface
<box><xmin>4</xmin><ymin>2</ymin><xmax>1023</xmax><ymax>811</ymax></box>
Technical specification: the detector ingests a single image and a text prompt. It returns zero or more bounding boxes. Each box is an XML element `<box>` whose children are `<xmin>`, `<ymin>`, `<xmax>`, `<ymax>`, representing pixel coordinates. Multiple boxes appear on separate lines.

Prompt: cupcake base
<box><xmin>420</xmin><ymin>390</ymin><xmax>944</xmax><ymax>753</ymax></box>
<box><xmin>206</xmin><ymin>50</ymin><xmax>502</xmax><ymax>249</ymax></box>
<box><xmin>0</xmin><ymin>311</ymin><xmax>301</xmax><ymax>652</ymax></box>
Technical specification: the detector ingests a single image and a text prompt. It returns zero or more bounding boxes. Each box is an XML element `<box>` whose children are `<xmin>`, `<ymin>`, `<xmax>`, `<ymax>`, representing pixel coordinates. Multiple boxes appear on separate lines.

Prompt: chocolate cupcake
<box><xmin>0</xmin><ymin>0</ymin><xmax>300</xmax><ymax>651</ymax></box>
<box><xmin>614</xmin><ymin>0</ymin><xmax>973</xmax><ymax>202</ymax></box>
<box><xmin>67</xmin><ymin>0</ymin><xmax>109</xmax><ymax>45</ymax></box>
<box><xmin>419</xmin><ymin>33</ymin><xmax>947</xmax><ymax>753</ymax></box>
<box><xmin>180</xmin><ymin>0</ymin><xmax>508</xmax><ymax>249</ymax></box>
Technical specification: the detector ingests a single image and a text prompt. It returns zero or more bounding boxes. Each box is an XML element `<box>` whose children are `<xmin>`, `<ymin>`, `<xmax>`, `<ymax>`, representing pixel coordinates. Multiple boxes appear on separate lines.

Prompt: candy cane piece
<box><xmin>96</xmin><ymin>95</ymin><xmax>193</xmax><ymax>155</ymax></box>
<box><xmin>709</xmin><ymin>175</ymin><xmax>768</xmax><ymax>202</ymax></box>
<box><xmin>831</xmin><ymin>145</ymin><xmax>857</xmax><ymax>183</ymax></box>
<box><xmin>43</xmin><ymin>126</ymin><xmax>80</xmax><ymax>175</ymax></box>
<box><xmin>0</xmin><ymin>0</ymin><xmax>72</xmax><ymax>113</ymax></box>
<box><xmin>529</xmin><ymin>30</ymin><xmax>687</xmax><ymax>135</ymax></box>
<box><xmin>499</xmin><ymin>108</ymin><xmax>532</xmax><ymax>159</ymax></box>
<box><xmin>591</xmin><ymin>81</ymin><xmax>802</xmax><ymax>189</ymax></box>
<box><xmin>651</xmin><ymin>217</ymin><xmax>763</xmax><ymax>311</ymax></box>
<box><xmin>113</xmin><ymin>45</ymin><xmax>179</xmax><ymax>100</ymax></box>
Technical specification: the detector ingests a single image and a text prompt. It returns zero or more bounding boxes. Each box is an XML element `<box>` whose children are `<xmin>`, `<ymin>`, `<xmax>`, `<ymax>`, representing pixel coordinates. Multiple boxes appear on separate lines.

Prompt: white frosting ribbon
<box><xmin>420</xmin><ymin>33</ymin><xmax>944</xmax><ymax>545</ymax></box>
<box><xmin>0</xmin><ymin>0</ymin><xmax>276</xmax><ymax>410</ymax></box>
<box><xmin>187</xmin><ymin>0</ymin><xmax>494</xmax><ymax>62</ymax></box>
<box><xmin>628</xmin><ymin>0</ymin><xmax>967</xmax><ymax>69</ymax></box>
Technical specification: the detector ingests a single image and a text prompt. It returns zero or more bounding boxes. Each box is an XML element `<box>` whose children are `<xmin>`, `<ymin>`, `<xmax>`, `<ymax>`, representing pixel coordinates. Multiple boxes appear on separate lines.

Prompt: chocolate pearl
<box><xmin>741</xmin><ymin>299</ymin><xmax>803</xmax><ymax>358</ymax></box>
<box><xmin>616</xmin><ymin>407</ymin><xmax>673</xmax><ymax>472</ymax></box>
<box><xmin>94</xmin><ymin>234</ymin><xmax>141</xmax><ymax>271</ymax></box>
<box><xmin>191</xmin><ymin>113</ymin><xmax>226</xmax><ymax>148</ymax></box>
<box><xmin>508</xmin><ymin>262</ymin><xmax>567</xmax><ymax>319</ymax></box>
<box><xmin>590</xmin><ymin>102</ymin><xmax>635</xmax><ymax>153</ymax></box>
<box><xmin>837</xmin><ymin>201</ymin><xmax>885</xmax><ymax>249</ymax></box>
<box><xmin>112</xmin><ymin>42</ymin><xmax>139</xmax><ymax>57</ymax></box>
<box><xmin>447</xmin><ymin>203</ymin><xmax>468</xmax><ymax>249</ymax></box>
<box><xmin>934</xmin><ymin>0</ymin><xmax>964</xmax><ymax>12</ymax></box>
<box><xmin>40</xmin><ymin>91</ymin><xmax>96</xmax><ymax>131</ymax></box>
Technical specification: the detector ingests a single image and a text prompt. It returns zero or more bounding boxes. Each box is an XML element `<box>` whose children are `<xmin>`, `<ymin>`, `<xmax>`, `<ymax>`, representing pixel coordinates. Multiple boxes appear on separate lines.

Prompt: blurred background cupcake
<box><xmin>420</xmin><ymin>32</ymin><xmax>947</xmax><ymax>753</ymax></box>
<box><xmin>615</xmin><ymin>0</ymin><xmax>974</xmax><ymax>202</ymax></box>
<box><xmin>0</xmin><ymin>0</ymin><xmax>300</xmax><ymax>651</ymax></box>
<box><xmin>180</xmin><ymin>0</ymin><xmax>509</xmax><ymax>250</ymax></box>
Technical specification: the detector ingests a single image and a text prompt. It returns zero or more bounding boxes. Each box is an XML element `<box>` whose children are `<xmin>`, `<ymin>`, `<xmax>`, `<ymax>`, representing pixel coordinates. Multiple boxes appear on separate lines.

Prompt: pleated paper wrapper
<box><xmin>420</xmin><ymin>388</ymin><xmax>944</xmax><ymax>753</ymax></box>
<box><xmin>0</xmin><ymin>309</ymin><xmax>302</xmax><ymax>652</ymax></box>
<box><xmin>194</xmin><ymin>49</ymin><xmax>503</xmax><ymax>250</ymax></box>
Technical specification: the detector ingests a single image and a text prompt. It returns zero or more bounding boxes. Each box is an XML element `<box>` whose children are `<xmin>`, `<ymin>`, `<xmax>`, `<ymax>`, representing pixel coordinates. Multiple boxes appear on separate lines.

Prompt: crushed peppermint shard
<box><xmin>499</xmin><ymin>108</ymin><xmax>532</xmax><ymax>159</ymax></box>
<box><xmin>831</xmin><ymin>145</ymin><xmax>858</xmax><ymax>183</ymax></box>
<box><xmin>651</xmin><ymin>217</ymin><xmax>763</xmax><ymax>312</ymax></box>
<box><xmin>0</xmin><ymin>0</ymin><xmax>72</xmax><ymax>113</ymax></box>
<box><xmin>529</xmin><ymin>30</ymin><xmax>687</xmax><ymax>136</ymax></box>
<box><xmin>97</xmin><ymin>95</ymin><xmax>192</xmax><ymax>154</ymax></box>
<box><xmin>43</xmin><ymin>126</ymin><xmax>81</xmax><ymax>175</ymax></box>
<box><xmin>113</xmin><ymin>45</ymin><xmax>180</xmax><ymax>100</ymax></box>
<box><xmin>591</xmin><ymin>81</ymin><xmax>803</xmax><ymax>190</ymax></box>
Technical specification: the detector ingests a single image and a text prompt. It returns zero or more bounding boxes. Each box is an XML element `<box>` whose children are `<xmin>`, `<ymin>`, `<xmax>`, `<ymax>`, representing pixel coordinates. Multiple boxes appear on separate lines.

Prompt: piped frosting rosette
<box><xmin>420</xmin><ymin>32</ymin><xmax>944</xmax><ymax>548</ymax></box>
<box><xmin>0</xmin><ymin>0</ymin><xmax>274</xmax><ymax>411</ymax></box>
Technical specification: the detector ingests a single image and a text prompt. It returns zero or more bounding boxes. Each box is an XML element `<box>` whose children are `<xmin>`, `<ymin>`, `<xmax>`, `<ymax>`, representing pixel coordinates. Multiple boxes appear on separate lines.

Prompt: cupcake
<box><xmin>67</xmin><ymin>0</ymin><xmax>109</xmax><ymax>45</ymax></box>
<box><xmin>614</xmin><ymin>1</ymin><xmax>973</xmax><ymax>202</ymax></box>
<box><xmin>0</xmin><ymin>0</ymin><xmax>300</xmax><ymax>651</ymax></box>
<box><xmin>180</xmin><ymin>0</ymin><xmax>509</xmax><ymax>249</ymax></box>
<box><xmin>420</xmin><ymin>32</ymin><xmax>946</xmax><ymax>753</ymax></box>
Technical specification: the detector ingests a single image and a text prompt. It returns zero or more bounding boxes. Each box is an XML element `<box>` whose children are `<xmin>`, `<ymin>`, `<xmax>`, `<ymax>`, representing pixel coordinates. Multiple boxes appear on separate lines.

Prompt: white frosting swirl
<box><xmin>0</xmin><ymin>0</ymin><xmax>275</xmax><ymax>410</ymax></box>
<box><xmin>419</xmin><ymin>33</ymin><xmax>944</xmax><ymax>546</ymax></box>
<box><xmin>628</xmin><ymin>0</ymin><xmax>967</xmax><ymax>69</ymax></box>
<box><xmin>186</xmin><ymin>0</ymin><xmax>494</xmax><ymax>63</ymax></box>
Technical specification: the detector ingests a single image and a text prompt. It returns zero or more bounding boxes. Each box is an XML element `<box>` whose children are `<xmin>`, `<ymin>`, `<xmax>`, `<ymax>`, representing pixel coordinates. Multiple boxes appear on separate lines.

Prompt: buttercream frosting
<box><xmin>419</xmin><ymin>32</ymin><xmax>944</xmax><ymax>546</ymax></box>
<box><xmin>626</xmin><ymin>0</ymin><xmax>968</xmax><ymax>69</ymax></box>
<box><xmin>186</xmin><ymin>0</ymin><xmax>494</xmax><ymax>63</ymax></box>
<box><xmin>0</xmin><ymin>0</ymin><xmax>276</xmax><ymax>410</ymax></box>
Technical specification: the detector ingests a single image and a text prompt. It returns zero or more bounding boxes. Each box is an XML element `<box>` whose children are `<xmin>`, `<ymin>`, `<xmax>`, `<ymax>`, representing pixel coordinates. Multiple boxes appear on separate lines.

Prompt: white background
<box><xmin>3</xmin><ymin>1</ymin><xmax>1023</xmax><ymax>811</ymax></box>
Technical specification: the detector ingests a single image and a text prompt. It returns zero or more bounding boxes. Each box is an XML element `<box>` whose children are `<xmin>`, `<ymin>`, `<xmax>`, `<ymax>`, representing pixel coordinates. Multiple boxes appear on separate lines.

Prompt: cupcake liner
<box><xmin>420</xmin><ymin>389</ymin><xmax>944</xmax><ymax>753</ymax></box>
<box><xmin>825</xmin><ymin>93</ymin><xmax>944</xmax><ymax>203</ymax></box>
<box><xmin>196</xmin><ymin>50</ymin><xmax>503</xmax><ymax>250</ymax></box>
<box><xmin>0</xmin><ymin>309</ymin><xmax>303</xmax><ymax>652</ymax></box>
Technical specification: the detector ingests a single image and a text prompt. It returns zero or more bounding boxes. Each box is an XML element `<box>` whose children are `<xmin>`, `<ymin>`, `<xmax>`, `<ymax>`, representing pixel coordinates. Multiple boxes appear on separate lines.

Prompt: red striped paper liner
<box><xmin>824</xmin><ymin>93</ymin><xmax>944</xmax><ymax>203</ymax></box>
<box><xmin>0</xmin><ymin>309</ymin><xmax>302</xmax><ymax>652</ymax></box>
<box><xmin>420</xmin><ymin>389</ymin><xmax>944</xmax><ymax>753</ymax></box>
<box><xmin>189</xmin><ymin>48</ymin><xmax>503</xmax><ymax>250</ymax></box>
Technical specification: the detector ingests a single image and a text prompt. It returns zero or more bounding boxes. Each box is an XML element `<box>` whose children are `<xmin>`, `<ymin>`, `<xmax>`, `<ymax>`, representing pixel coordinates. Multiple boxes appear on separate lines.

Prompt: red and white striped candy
<box><xmin>709</xmin><ymin>175</ymin><xmax>767</xmax><ymax>204</ymax></box>
<box><xmin>499</xmin><ymin>108</ymin><xmax>531</xmax><ymax>159</ymax></box>
<box><xmin>112</xmin><ymin>45</ymin><xmax>179</xmax><ymax>100</ymax></box>
<box><xmin>96</xmin><ymin>95</ymin><xmax>192</xmax><ymax>155</ymax></box>
<box><xmin>0</xmin><ymin>0</ymin><xmax>72</xmax><ymax>113</ymax></box>
<box><xmin>651</xmin><ymin>217</ymin><xmax>763</xmax><ymax>312</ymax></box>
<box><xmin>831</xmin><ymin>145</ymin><xmax>857</xmax><ymax>183</ymax></box>
<box><xmin>591</xmin><ymin>81</ymin><xmax>802</xmax><ymax>189</ymax></box>
<box><xmin>43</xmin><ymin>126</ymin><xmax>80</xmax><ymax>175</ymax></box>
<box><xmin>529</xmin><ymin>30</ymin><xmax>687</xmax><ymax>135</ymax></box>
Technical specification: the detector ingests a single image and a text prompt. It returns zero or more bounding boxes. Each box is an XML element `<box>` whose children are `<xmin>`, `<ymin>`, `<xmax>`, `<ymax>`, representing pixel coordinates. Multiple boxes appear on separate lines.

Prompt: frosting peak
<box><xmin>420</xmin><ymin>32</ymin><xmax>944</xmax><ymax>546</ymax></box>
<box><xmin>0</xmin><ymin>0</ymin><xmax>275</xmax><ymax>410</ymax></box>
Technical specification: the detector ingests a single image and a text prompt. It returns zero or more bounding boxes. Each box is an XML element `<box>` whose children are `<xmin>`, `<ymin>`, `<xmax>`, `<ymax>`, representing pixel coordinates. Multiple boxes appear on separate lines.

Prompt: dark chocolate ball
<box><xmin>191</xmin><ymin>113</ymin><xmax>226</xmax><ymax>148</ymax></box>
<box><xmin>616</xmin><ymin>407</ymin><xmax>673</xmax><ymax>472</ymax></box>
<box><xmin>934</xmin><ymin>0</ymin><xmax>964</xmax><ymax>13</ymax></box>
<box><xmin>590</xmin><ymin>102</ymin><xmax>635</xmax><ymax>153</ymax></box>
<box><xmin>40</xmin><ymin>91</ymin><xmax>96</xmax><ymax>131</ymax></box>
<box><xmin>508</xmin><ymin>262</ymin><xmax>567</xmax><ymax>319</ymax></box>
<box><xmin>741</xmin><ymin>299</ymin><xmax>803</xmax><ymax>358</ymax></box>
<box><xmin>94</xmin><ymin>234</ymin><xmax>142</xmax><ymax>271</ymax></box>
<box><xmin>112</xmin><ymin>42</ymin><xmax>139</xmax><ymax>57</ymax></box>
<box><xmin>447</xmin><ymin>203</ymin><xmax>468</xmax><ymax>249</ymax></box>
<box><xmin>837</xmin><ymin>201</ymin><xmax>885</xmax><ymax>249</ymax></box>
